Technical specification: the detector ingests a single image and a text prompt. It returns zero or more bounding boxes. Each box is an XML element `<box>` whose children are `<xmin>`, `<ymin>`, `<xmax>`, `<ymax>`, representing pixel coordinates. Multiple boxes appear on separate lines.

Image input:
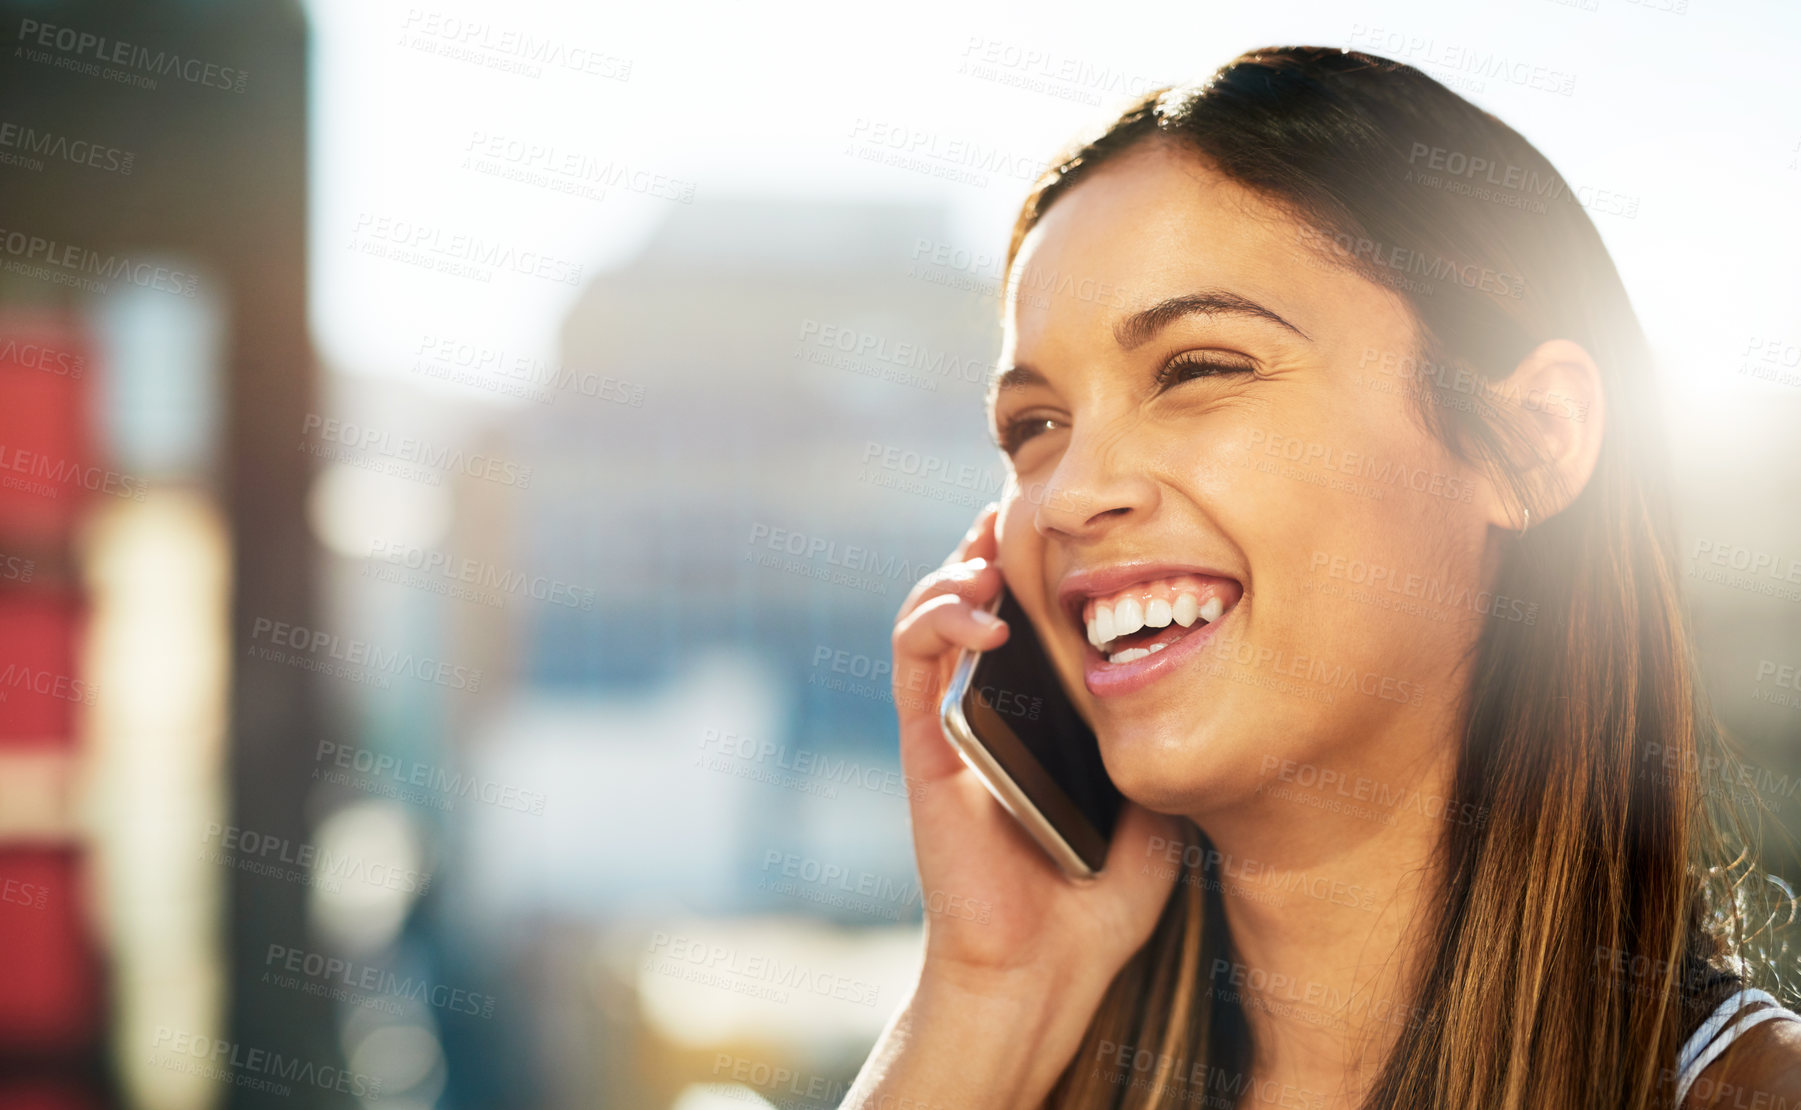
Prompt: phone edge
<box><xmin>938</xmin><ymin>630</ymin><xmax>1102</xmax><ymax>883</ymax></box>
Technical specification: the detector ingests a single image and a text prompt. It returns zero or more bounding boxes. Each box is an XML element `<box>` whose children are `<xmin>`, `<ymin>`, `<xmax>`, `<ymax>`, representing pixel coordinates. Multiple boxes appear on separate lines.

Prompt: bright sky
<box><xmin>304</xmin><ymin>0</ymin><xmax>1801</xmax><ymax>435</ymax></box>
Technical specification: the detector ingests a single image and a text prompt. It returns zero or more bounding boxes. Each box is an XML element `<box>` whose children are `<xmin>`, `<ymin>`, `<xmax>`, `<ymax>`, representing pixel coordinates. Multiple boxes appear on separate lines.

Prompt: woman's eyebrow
<box><xmin>1112</xmin><ymin>289</ymin><xmax>1313</xmax><ymax>349</ymax></box>
<box><xmin>984</xmin><ymin>363</ymin><xmax>1045</xmax><ymax>417</ymax></box>
<box><xmin>988</xmin><ymin>364</ymin><xmax>1046</xmax><ymax>396</ymax></box>
<box><xmin>987</xmin><ymin>288</ymin><xmax>1310</xmax><ymax>398</ymax></box>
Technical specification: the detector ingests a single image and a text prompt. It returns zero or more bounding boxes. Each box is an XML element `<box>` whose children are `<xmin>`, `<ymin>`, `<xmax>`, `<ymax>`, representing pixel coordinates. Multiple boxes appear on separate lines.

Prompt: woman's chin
<box><xmin>1098</xmin><ymin>721</ymin><xmax>1251</xmax><ymax>819</ymax></box>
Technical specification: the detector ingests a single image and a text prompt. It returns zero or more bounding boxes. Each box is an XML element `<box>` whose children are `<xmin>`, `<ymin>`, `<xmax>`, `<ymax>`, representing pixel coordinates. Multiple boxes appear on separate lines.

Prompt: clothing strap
<box><xmin>1674</xmin><ymin>987</ymin><xmax>1801</xmax><ymax>1107</ymax></box>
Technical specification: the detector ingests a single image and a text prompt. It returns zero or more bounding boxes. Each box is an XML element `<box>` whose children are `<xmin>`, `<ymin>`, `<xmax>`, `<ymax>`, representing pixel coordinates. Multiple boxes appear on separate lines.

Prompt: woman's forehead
<box><xmin>1003</xmin><ymin>149</ymin><xmax>1389</xmax><ymax>356</ymax></box>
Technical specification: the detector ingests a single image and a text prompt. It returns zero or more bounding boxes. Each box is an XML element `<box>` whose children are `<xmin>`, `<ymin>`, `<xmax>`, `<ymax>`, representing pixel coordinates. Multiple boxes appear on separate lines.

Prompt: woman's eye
<box><xmin>995</xmin><ymin>415</ymin><xmax>1064</xmax><ymax>456</ymax></box>
<box><xmin>1155</xmin><ymin>352</ymin><xmax>1257</xmax><ymax>389</ymax></box>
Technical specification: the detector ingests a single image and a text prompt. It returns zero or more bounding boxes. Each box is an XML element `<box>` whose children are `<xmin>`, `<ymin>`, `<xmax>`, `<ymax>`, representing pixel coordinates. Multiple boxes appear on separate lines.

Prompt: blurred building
<box><xmin>428</xmin><ymin>196</ymin><xmax>1013</xmax><ymax>1103</ymax></box>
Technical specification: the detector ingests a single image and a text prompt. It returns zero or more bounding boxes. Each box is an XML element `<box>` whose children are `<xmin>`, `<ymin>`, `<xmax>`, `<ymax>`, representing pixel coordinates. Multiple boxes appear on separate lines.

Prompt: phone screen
<box><xmin>962</xmin><ymin>587</ymin><xmax>1123</xmax><ymax>871</ymax></box>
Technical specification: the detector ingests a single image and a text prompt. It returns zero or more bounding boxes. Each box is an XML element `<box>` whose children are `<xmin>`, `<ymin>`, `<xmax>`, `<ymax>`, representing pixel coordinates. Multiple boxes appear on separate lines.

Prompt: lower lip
<box><xmin>1081</xmin><ymin>608</ymin><xmax>1233</xmax><ymax>698</ymax></box>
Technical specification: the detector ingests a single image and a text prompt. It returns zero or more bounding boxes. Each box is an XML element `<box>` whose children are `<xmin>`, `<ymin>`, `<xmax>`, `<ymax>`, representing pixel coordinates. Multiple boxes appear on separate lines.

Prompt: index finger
<box><xmin>944</xmin><ymin>502</ymin><xmax>1001</xmax><ymax>568</ymax></box>
<box><xmin>963</xmin><ymin>502</ymin><xmax>1000</xmax><ymax>565</ymax></box>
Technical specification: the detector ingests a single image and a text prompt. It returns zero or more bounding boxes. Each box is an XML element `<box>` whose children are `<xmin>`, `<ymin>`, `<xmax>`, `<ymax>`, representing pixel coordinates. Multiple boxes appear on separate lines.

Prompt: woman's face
<box><xmin>991</xmin><ymin>140</ymin><xmax>1497</xmax><ymax>818</ymax></box>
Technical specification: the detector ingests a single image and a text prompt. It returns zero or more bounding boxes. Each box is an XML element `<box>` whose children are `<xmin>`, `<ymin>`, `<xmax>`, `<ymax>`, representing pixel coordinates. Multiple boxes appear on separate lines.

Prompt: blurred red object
<box><xmin>0</xmin><ymin>847</ymin><xmax>99</xmax><ymax>1050</ymax></box>
<box><xmin>0</xmin><ymin>312</ymin><xmax>108</xmax><ymax>1102</ymax></box>
<box><xmin>0</xmin><ymin>314</ymin><xmax>93</xmax><ymax>540</ymax></box>
<box><xmin>0</xmin><ymin>1085</ymin><xmax>105</xmax><ymax>1110</ymax></box>
<box><xmin>0</xmin><ymin>591</ymin><xmax>87</xmax><ymax>747</ymax></box>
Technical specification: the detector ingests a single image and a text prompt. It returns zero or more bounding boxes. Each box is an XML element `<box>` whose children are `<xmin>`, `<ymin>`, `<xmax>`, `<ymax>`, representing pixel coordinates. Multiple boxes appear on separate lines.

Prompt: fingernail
<box><xmin>970</xmin><ymin>608</ymin><xmax>1000</xmax><ymax>626</ymax></box>
<box><xmin>982</xmin><ymin>502</ymin><xmax>999</xmax><ymax>517</ymax></box>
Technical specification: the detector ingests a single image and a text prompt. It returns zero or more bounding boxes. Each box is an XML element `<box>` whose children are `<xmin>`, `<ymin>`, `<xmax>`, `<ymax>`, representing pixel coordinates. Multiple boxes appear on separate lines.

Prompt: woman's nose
<box><xmin>1031</xmin><ymin>423</ymin><xmax>1160</xmax><ymax>541</ymax></box>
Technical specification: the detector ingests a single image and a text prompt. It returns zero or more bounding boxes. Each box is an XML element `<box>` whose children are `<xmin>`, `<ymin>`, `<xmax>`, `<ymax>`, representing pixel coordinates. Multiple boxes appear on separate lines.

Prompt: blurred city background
<box><xmin>0</xmin><ymin>0</ymin><xmax>1797</xmax><ymax>1106</ymax></box>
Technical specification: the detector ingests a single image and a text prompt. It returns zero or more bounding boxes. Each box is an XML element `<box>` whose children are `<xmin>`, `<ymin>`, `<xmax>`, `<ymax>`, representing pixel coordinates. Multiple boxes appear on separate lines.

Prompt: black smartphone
<box><xmin>938</xmin><ymin>584</ymin><xmax>1124</xmax><ymax>879</ymax></box>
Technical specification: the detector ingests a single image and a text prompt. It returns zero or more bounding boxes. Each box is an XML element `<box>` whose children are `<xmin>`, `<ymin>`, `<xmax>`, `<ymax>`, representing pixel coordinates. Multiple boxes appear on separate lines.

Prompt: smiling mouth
<box><xmin>1078</xmin><ymin>574</ymin><xmax>1243</xmax><ymax>665</ymax></box>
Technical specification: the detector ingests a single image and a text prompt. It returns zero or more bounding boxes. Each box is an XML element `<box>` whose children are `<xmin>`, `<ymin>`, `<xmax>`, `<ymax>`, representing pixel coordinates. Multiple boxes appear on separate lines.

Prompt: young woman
<box><xmin>845</xmin><ymin>47</ymin><xmax>1801</xmax><ymax>1110</ymax></box>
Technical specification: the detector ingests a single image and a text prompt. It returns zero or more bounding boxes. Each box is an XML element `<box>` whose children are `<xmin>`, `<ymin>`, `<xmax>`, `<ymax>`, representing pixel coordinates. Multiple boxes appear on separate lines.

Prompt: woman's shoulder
<box><xmin>1684</xmin><ymin>999</ymin><xmax>1801</xmax><ymax>1109</ymax></box>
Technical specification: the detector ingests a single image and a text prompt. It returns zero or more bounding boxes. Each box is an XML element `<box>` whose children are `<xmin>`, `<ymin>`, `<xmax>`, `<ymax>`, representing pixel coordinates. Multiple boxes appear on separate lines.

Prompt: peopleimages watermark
<box><xmin>0</xmin><ymin>120</ymin><xmax>134</xmax><ymax>175</ymax></box>
<box><xmin>900</xmin><ymin>234</ymin><xmax>1131</xmax><ymax>312</ymax></box>
<box><xmin>1198</xmin><ymin>630</ymin><xmax>1428</xmax><ymax>709</ymax></box>
<box><xmin>1739</xmin><ymin>334</ymin><xmax>1801</xmax><ymax>391</ymax></box>
<box><xmin>697</xmin><ymin>727</ymin><xmax>924</xmax><ymax>802</ymax></box>
<box><xmin>0</xmin><ymin>225</ymin><xmax>198</xmax><ymax>297</ymax></box>
<box><xmin>806</xmin><ymin>643</ymin><xmax>930</xmax><ymax>713</ymax></box>
<box><xmin>16</xmin><ymin>18</ymin><xmax>249</xmax><ymax>93</ymax></box>
<box><xmin>1</xmin><ymin>877</ymin><xmax>48</xmax><ymax>910</ymax></box>
<box><xmin>0</xmin><ymin>551</ymin><xmax>34</xmax><ymax>583</ymax></box>
<box><xmin>1592</xmin><ymin>944</ymin><xmax>1714</xmax><ymax>997</ymax></box>
<box><xmin>743</xmin><ymin>522</ymin><xmax>936</xmax><ymax>598</ymax></box>
<box><xmin>1143</xmin><ymin>837</ymin><xmax>1380</xmax><ymax>913</ymax></box>
<box><xmin>247</xmin><ymin>617</ymin><xmax>483</xmax><ymax>693</ymax></box>
<box><xmin>858</xmin><ymin>439</ymin><xmax>1089</xmax><ymax>516</ymax></box>
<box><xmin>313</xmin><ymin>740</ymin><xmax>547</xmax><ymax>816</ymax></box>
<box><xmin>413</xmin><ymin>332</ymin><xmax>648</xmax><ymax>407</ymax></box>
<box><xmin>1093</xmin><ymin>1040</ymin><xmax>1326</xmax><ymax>1110</ymax></box>
<box><xmin>860</xmin><ymin>438</ymin><xmax>991</xmax><ymax>483</ymax></box>
<box><xmin>845</xmin><ymin>117</ymin><xmax>1054</xmax><ymax>191</ymax></box>
<box><xmin>1256</xmin><ymin>755</ymin><xmax>1487</xmax><ymax>828</ymax></box>
<box><xmin>1657</xmin><ymin>1070</ymin><xmax>1798</xmax><ymax>1110</ymax></box>
<box><xmin>149</xmin><ymin>1027</ymin><xmax>383</xmax><ymax>1100</ymax></box>
<box><xmin>1297</xmin><ymin>223</ymin><xmax>1525</xmax><ymax>300</ymax></box>
<box><xmin>298</xmin><ymin>413</ymin><xmax>533</xmax><ymax>489</ymax></box>
<box><xmin>642</xmin><ymin>931</ymin><xmax>882</xmax><ymax>1008</ymax></box>
<box><xmin>758</xmin><ymin>850</ymin><xmax>993</xmax><ymax>925</ymax></box>
<box><xmin>709</xmin><ymin>1052</ymin><xmax>949</xmax><ymax>1110</ymax></box>
<box><xmin>1307</xmin><ymin>549</ymin><xmax>1541</xmax><ymax>627</ymax></box>
<box><xmin>1345</xmin><ymin>25</ymin><xmax>1576</xmax><ymax>98</ymax></box>
<box><xmin>795</xmin><ymin>318</ymin><xmax>996</xmax><ymax>394</ymax></box>
<box><xmin>348</xmin><ymin>211</ymin><xmax>583</xmax><ymax>287</ymax></box>
<box><xmin>198</xmin><ymin>821</ymin><xmax>432</xmax><ymax>897</ymax></box>
<box><xmin>1404</xmin><ymin>142</ymin><xmax>1639</xmax><ymax>220</ymax></box>
<box><xmin>955</xmin><ymin>35</ymin><xmax>1162</xmax><ymax>107</ymax></box>
<box><xmin>262</xmin><ymin>942</ymin><xmax>496</xmax><ymax>1020</ymax></box>
<box><xmin>461</xmin><ymin>130</ymin><xmax>693</xmax><ymax>204</ymax></box>
<box><xmin>1242</xmin><ymin>427</ymin><xmax>1478</xmax><ymax>505</ymax></box>
<box><xmin>1204</xmin><ymin>956</ymin><xmax>1430</xmax><ymax>1036</ymax></box>
<box><xmin>1640</xmin><ymin>739</ymin><xmax>1801</xmax><ymax>814</ymax></box>
<box><xmin>1686</xmin><ymin>539</ymin><xmax>1801</xmax><ymax>604</ymax></box>
<box><xmin>398</xmin><ymin>8</ymin><xmax>632</xmax><ymax>81</ymax></box>
<box><xmin>1356</xmin><ymin>345</ymin><xmax>1590</xmax><ymax>423</ymax></box>
<box><xmin>362</xmin><ymin>539</ymin><xmax>596</xmax><ymax>612</ymax></box>
<box><xmin>1753</xmin><ymin>659</ymin><xmax>1801</xmax><ymax>713</ymax></box>
<box><xmin>902</xmin><ymin>236</ymin><xmax>1053</xmax><ymax>311</ymax></box>
<box><xmin>0</xmin><ymin>335</ymin><xmax>86</xmax><ymax>379</ymax></box>
<box><xmin>0</xmin><ymin>662</ymin><xmax>97</xmax><ymax>706</ymax></box>
<box><xmin>0</xmin><ymin>441</ymin><xmax>147</xmax><ymax>503</ymax></box>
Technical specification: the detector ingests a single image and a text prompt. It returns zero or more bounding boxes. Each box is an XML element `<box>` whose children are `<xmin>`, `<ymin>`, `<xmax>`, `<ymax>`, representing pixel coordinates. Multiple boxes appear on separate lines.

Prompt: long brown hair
<box><xmin>1004</xmin><ymin>47</ymin><xmax>1783</xmax><ymax>1110</ymax></box>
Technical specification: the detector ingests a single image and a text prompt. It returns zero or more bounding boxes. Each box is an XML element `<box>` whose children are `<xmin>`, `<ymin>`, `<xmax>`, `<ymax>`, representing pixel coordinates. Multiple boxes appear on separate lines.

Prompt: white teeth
<box><xmin>1108</xmin><ymin>647</ymin><xmax>1150</xmax><ymax>664</ymax></box>
<box><xmin>1087</xmin><ymin>586</ymin><xmax>1231</xmax><ymax>652</ymax></box>
<box><xmin>1114</xmin><ymin>597</ymin><xmax>1144</xmax><ymax>637</ymax></box>
<box><xmin>1146</xmin><ymin>641</ymin><xmax>1167</xmax><ymax>654</ymax></box>
<box><xmin>1094</xmin><ymin>605</ymin><xmax>1116</xmax><ymax>646</ymax></box>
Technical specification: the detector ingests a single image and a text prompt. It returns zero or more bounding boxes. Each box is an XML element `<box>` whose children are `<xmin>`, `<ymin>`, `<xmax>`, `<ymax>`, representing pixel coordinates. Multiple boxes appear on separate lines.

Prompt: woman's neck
<box><xmin>1193</xmin><ymin>735</ymin><xmax>1458</xmax><ymax>1109</ymax></box>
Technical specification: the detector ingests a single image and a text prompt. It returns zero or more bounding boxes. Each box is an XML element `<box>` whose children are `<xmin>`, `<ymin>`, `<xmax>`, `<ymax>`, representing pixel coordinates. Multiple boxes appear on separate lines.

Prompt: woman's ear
<box><xmin>1478</xmin><ymin>338</ymin><xmax>1607</xmax><ymax>531</ymax></box>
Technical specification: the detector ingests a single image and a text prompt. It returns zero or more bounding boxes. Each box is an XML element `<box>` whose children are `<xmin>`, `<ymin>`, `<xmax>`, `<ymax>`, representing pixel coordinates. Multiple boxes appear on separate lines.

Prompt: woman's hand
<box><xmin>844</xmin><ymin>503</ymin><xmax>1183</xmax><ymax>1110</ymax></box>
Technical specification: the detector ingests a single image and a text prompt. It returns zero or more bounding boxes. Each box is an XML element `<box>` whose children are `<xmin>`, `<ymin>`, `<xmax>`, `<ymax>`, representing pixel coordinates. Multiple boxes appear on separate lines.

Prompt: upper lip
<box><xmin>1055</xmin><ymin>561</ymin><xmax>1243</xmax><ymax>628</ymax></box>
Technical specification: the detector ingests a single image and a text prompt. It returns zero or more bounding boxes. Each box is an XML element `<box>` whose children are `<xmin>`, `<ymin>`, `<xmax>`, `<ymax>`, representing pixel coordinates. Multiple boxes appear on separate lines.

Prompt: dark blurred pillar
<box><xmin>0</xmin><ymin>2</ymin><xmax>336</xmax><ymax>1107</ymax></box>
